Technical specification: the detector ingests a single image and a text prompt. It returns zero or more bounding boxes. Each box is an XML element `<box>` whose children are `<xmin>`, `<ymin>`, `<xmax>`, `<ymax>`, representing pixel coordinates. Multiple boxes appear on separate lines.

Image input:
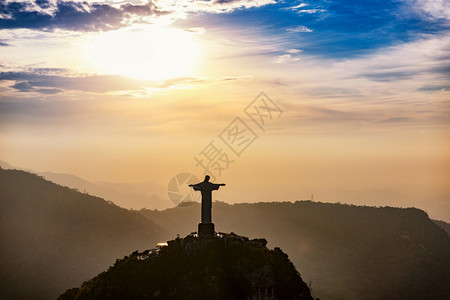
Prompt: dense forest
<box><xmin>433</xmin><ymin>219</ymin><xmax>450</xmax><ymax>235</ymax></box>
<box><xmin>59</xmin><ymin>234</ymin><xmax>313</xmax><ymax>300</ymax></box>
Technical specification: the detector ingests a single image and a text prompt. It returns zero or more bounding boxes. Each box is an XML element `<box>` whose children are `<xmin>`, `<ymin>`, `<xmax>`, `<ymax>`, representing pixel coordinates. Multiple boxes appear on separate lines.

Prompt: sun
<box><xmin>86</xmin><ymin>27</ymin><xmax>200</xmax><ymax>81</ymax></box>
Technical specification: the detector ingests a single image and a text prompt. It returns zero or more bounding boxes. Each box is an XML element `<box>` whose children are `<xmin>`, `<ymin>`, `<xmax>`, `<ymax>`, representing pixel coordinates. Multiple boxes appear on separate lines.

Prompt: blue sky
<box><xmin>178</xmin><ymin>0</ymin><xmax>450</xmax><ymax>58</ymax></box>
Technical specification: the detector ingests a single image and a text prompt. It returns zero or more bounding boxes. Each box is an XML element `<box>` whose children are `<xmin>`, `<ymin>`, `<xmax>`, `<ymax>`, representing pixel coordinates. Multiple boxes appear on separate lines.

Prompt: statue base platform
<box><xmin>198</xmin><ymin>223</ymin><xmax>215</xmax><ymax>236</ymax></box>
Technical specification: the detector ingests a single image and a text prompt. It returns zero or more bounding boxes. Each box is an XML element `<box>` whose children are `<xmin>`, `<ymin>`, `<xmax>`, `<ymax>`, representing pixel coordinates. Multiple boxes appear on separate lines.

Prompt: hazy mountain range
<box><xmin>0</xmin><ymin>168</ymin><xmax>165</xmax><ymax>299</ymax></box>
<box><xmin>1</xmin><ymin>166</ymin><xmax>449</xmax><ymax>299</ymax></box>
<box><xmin>0</xmin><ymin>160</ymin><xmax>171</xmax><ymax>211</ymax></box>
<box><xmin>2</xmin><ymin>159</ymin><xmax>448</xmax><ymax>222</ymax></box>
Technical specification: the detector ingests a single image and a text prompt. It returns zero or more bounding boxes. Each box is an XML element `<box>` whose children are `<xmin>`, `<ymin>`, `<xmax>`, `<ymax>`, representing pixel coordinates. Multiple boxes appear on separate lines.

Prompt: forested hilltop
<box><xmin>59</xmin><ymin>234</ymin><xmax>313</xmax><ymax>300</ymax></box>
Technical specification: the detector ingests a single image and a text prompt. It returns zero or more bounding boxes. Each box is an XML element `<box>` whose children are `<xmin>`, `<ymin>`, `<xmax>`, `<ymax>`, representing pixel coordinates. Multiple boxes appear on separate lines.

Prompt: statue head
<box><xmin>204</xmin><ymin>175</ymin><xmax>210</xmax><ymax>182</ymax></box>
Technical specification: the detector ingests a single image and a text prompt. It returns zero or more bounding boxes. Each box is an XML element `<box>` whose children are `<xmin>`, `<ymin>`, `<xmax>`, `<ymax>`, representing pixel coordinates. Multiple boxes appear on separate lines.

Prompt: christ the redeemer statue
<box><xmin>189</xmin><ymin>175</ymin><xmax>225</xmax><ymax>236</ymax></box>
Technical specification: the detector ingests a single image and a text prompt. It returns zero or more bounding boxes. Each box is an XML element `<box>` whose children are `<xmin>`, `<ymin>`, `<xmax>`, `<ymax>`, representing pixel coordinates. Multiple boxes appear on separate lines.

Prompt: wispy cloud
<box><xmin>168</xmin><ymin>0</ymin><xmax>276</xmax><ymax>14</ymax></box>
<box><xmin>408</xmin><ymin>0</ymin><xmax>450</xmax><ymax>20</ymax></box>
<box><xmin>286</xmin><ymin>49</ymin><xmax>302</xmax><ymax>54</ymax></box>
<box><xmin>0</xmin><ymin>68</ymin><xmax>254</xmax><ymax>94</ymax></box>
<box><xmin>274</xmin><ymin>54</ymin><xmax>300</xmax><ymax>63</ymax></box>
<box><xmin>0</xmin><ymin>71</ymin><xmax>151</xmax><ymax>92</ymax></box>
<box><xmin>0</xmin><ymin>0</ymin><xmax>279</xmax><ymax>32</ymax></box>
<box><xmin>0</xmin><ymin>0</ymin><xmax>169</xmax><ymax>31</ymax></box>
<box><xmin>296</xmin><ymin>9</ymin><xmax>326</xmax><ymax>14</ymax></box>
<box><xmin>418</xmin><ymin>85</ymin><xmax>450</xmax><ymax>92</ymax></box>
<box><xmin>361</xmin><ymin>71</ymin><xmax>415</xmax><ymax>82</ymax></box>
<box><xmin>288</xmin><ymin>3</ymin><xmax>309</xmax><ymax>9</ymax></box>
<box><xmin>286</xmin><ymin>25</ymin><xmax>313</xmax><ymax>33</ymax></box>
<box><xmin>282</xmin><ymin>2</ymin><xmax>325</xmax><ymax>14</ymax></box>
<box><xmin>184</xmin><ymin>27</ymin><xmax>206</xmax><ymax>34</ymax></box>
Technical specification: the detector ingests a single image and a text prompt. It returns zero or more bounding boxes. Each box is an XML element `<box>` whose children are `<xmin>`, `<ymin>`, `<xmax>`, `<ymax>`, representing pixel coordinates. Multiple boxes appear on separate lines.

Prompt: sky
<box><xmin>1</xmin><ymin>0</ymin><xmax>449</xmax><ymax>220</ymax></box>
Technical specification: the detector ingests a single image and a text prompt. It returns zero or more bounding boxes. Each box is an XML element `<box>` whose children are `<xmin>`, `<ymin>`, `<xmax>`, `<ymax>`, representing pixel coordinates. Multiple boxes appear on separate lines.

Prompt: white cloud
<box><xmin>184</xmin><ymin>27</ymin><xmax>206</xmax><ymax>34</ymax></box>
<box><xmin>286</xmin><ymin>48</ymin><xmax>302</xmax><ymax>54</ymax></box>
<box><xmin>282</xmin><ymin>2</ymin><xmax>325</xmax><ymax>14</ymax></box>
<box><xmin>286</xmin><ymin>25</ymin><xmax>313</xmax><ymax>33</ymax></box>
<box><xmin>157</xmin><ymin>0</ymin><xmax>276</xmax><ymax>15</ymax></box>
<box><xmin>297</xmin><ymin>9</ymin><xmax>325</xmax><ymax>14</ymax></box>
<box><xmin>284</xmin><ymin>3</ymin><xmax>309</xmax><ymax>10</ymax></box>
<box><xmin>408</xmin><ymin>0</ymin><xmax>450</xmax><ymax>20</ymax></box>
<box><xmin>274</xmin><ymin>54</ymin><xmax>300</xmax><ymax>63</ymax></box>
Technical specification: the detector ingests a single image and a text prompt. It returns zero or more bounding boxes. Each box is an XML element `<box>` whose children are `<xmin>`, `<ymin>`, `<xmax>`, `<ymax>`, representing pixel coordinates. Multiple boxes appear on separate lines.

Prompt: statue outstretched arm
<box><xmin>189</xmin><ymin>183</ymin><xmax>202</xmax><ymax>191</ymax></box>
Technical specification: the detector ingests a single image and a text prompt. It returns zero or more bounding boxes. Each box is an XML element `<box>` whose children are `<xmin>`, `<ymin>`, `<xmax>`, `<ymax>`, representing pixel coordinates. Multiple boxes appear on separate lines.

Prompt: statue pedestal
<box><xmin>198</xmin><ymin>223</ymin><xmax>215</xmax><ymax>236</ymax></box>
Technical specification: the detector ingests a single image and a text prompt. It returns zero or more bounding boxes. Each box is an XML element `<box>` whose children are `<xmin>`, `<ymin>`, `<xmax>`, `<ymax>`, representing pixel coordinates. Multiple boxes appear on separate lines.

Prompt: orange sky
<box><xmin>1</xmin><ymin>0</ymin><xmax>449</xmax><ymax>221</ymax></box>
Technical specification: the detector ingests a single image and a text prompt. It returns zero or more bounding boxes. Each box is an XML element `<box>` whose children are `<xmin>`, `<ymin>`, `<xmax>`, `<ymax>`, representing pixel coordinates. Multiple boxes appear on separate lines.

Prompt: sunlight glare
<box><xmin>87</xmin><ymin>28</ymin><xmax>200</xmax><ymax>81</ymax></box>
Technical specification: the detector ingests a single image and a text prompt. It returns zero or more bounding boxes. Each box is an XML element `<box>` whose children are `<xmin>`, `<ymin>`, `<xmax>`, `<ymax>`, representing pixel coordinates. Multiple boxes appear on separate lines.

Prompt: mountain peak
<box><xmin>59</xmin><ymin>233</ymin><xmax>314</xmax><ymax>300</ymax></box>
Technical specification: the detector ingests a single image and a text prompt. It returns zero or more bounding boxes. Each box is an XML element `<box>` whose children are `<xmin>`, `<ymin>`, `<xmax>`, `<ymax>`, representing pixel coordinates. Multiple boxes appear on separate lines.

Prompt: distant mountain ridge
<box><xmin>40</xmin><ymin>171</ymin><xmax>170</xmax><ymax>210</ymax></box>
<box><xmin>0</xmin><ymin>159</ymin><xmax>171</xmax><ymax>210</ymax></box>
<box><xmin>0</xmin><ymin>168</ymin><xmax>165</xmax><ymax>299</ymax></box>
<box><xmin>2</xmin><ymin>159</ymin><xmax>448</xmax><ymax>221</ymax></box>
<box><xmin>140</xmin><ymin>201</ymin><xmax>450</xmax><ymax>300</ymax></box>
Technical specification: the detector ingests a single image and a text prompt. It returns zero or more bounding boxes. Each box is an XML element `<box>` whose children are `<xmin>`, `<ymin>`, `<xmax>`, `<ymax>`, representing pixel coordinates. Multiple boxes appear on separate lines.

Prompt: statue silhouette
<box><xmin>189</xmin><ymin>175</ymin><xmax>225</xmax><ymax>235</ymax></box>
